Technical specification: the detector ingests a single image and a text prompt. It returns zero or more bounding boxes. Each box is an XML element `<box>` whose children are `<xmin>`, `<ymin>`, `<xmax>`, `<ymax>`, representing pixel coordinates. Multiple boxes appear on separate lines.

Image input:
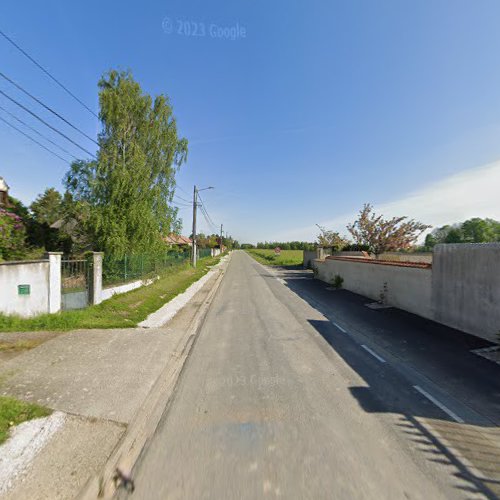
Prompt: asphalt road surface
<box><xmin>127</xmin><ymin>251</ymin><xmax>500</xmax><ymax>499</ymax></box>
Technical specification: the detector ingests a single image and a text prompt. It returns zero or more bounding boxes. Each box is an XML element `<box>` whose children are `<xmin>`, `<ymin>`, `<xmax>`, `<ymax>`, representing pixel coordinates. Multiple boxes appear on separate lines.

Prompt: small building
<box><xmin>164</xmin><ymin>234</ymin><xmax>192</xmax><ymax>247</ymax></box>
<box><xmin>0</xmin><ymin>176</ymin><xmax>9</xmax><ymax>206</ymax></box>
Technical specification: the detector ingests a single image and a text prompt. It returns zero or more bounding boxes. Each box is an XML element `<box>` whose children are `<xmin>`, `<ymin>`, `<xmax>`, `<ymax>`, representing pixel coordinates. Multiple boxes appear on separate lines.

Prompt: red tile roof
<box><xmin>164</xmin><ymin>234</ymin><xmax>192</xmax><ymax>246</ymax></box>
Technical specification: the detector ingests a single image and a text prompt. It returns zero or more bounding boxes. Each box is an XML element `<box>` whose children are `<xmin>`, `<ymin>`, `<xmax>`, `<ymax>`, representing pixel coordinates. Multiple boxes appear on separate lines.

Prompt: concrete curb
<box><xmin>76</xmin><ymin>255</ymin><xmax>230</xmax><ymax>499</ymax></box>
<box><xmin>138</xmin><ymin>254</ymin><xmax>230</xmax><ymax>328</ymax></box>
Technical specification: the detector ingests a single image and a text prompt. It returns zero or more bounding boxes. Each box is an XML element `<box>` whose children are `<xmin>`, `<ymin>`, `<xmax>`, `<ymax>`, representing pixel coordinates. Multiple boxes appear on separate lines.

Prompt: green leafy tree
<box><xmin>65</xmin><ymin>70</ymin><xmax>188</xmax><ymax>257</ymax></box>
<box><xmin>316</xmin><ymin>225</ymin><xmax>348</xmax><ymax>251</ymax></box>
<box><xmin>30</xmin><ymin>188</ymin><xmax>63</xmax><ymax>225</ymax></box>
<box><xmin>425</xmin><ymin>218</ymin><xmax>500</xmax><ymax>248</ymax></box>
<box><xmin>347</xmin><ymin>203</ymin><xmax>431</xmax><ymax>257</ymax></box>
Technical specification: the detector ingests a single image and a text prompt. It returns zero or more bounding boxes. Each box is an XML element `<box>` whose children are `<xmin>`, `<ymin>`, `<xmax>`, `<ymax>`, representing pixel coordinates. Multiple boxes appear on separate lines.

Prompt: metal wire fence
<box><xmin>198</xmin><ymin>248</ymin><xmax>212</xmax><ymax>259</ymax></box>
<box><xmin>102</xmin><ymin>250</ymin><xmax>190</xmax><ymax>287</ymax></box>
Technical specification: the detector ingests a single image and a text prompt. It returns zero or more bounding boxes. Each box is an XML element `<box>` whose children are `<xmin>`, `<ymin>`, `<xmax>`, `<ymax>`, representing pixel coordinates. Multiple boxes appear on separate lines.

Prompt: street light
<box><xmin>192</xmin><ymin>185</ymin><xmax>215</xmax><ymax>267</ymax></box>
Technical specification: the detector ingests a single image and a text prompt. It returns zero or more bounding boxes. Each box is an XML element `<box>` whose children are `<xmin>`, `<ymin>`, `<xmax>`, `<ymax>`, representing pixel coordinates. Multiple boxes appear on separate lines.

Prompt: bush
<box><xmin>332</xmin><ymin>274</ymin><xmax>344</xmax><ymax>289</ymax></box>
<box><xmin>0</xmin><ymin>208</ymin><xmax>27</xmax><ymax>261</ymax></box>
<box><xmin>342</xmin><ymin>243</ymin><xmax>370</xmax><ymax>252</ymax></box>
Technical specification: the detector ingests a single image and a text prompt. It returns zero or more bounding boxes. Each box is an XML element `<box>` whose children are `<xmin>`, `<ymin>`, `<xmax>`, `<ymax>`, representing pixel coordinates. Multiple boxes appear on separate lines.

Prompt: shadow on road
<box><xmin>264</xmin><ymin>267</ymin><xmax>500</xmax><ymax>498</ymax></box>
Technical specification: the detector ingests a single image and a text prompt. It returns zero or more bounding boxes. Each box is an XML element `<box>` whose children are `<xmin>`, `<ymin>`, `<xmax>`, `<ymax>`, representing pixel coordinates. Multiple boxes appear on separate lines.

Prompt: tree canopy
<box><xmin>347</xmin><ymin>203</ymin><xmax>430</xmax><ymax>256</ymax></box>
<box><xmin>30</xmin><ymin>188</ymin><xmax>63</xmax><ymax>225</ymax></box>
<box><xmin>425</xmin><ymin>218</ymin><xmax>500</xmax><ymax>248</ymax></box>
<box><xmin>65</xmin><ymin>70</ymin><xmax>188</xmax><ymax>257</ymax></box>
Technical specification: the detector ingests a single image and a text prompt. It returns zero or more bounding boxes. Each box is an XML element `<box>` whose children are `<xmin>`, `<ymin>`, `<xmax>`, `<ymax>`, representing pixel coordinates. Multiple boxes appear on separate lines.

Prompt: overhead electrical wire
<box><xmin>0</xmin><ymin>115</ymin><xmax>70</xmax><ymax>164</ymax></box>
<box><xmin>0</xmin><ymin>28</ymin><xmax>99</xmax><ymax>118</ymax></box>
<box><xmin>0</xmin><ymin>71</ymin><xmax>98</xmax><ymax>145</ymax></box>
<box><xmin>173</xmin><ymin>192</ymin><xmax>191</xmax><ymax>203</ymax></box>
<box><xmin>198</xmin><ymin>193</ymin><xmax>217</xmax><ymax>229</ymax></box>
<box><xmin>0</xmin><ymin>88</ymin><xmax>96</xmax><ymax>158</ymax></box>
<box><xmin>0</xmin><ymin>104</ymin><xmax>79</xmax><ymax>160</ymax></box>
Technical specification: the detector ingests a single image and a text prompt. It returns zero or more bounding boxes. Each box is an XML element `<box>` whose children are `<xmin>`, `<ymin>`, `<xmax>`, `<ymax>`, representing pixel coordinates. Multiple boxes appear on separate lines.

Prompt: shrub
<box><xmin>0</xmin><ymin>208</ymin><xmax>26</xmax><ymax>260</ymax></box>
<box><xmin>332</xmin><ymin>274</ymin><xmax>344</xmax><ymax>289</ymax></box>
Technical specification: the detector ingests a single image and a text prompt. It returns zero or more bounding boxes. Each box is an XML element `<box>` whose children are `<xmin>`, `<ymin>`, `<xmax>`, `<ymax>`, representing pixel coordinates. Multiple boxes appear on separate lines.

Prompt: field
<box><xmin>245</xmin><ymin>249</ymin><xmax>304</xmax><ymax>266</ymax></box>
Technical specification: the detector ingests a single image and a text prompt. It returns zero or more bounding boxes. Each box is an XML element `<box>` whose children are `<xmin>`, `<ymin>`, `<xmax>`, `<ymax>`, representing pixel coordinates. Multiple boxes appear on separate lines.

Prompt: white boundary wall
<box><xmin>0</xmin><ymin>253</ymin><xmax>62</xmax><ymax>317</ymax></box>
<box><xmin>313</xmin><ymin>243</ymin><xmax>500</xmax><ymax>342</ymax></box>
<box><xmin>314</xmin><ymin>258</ymin><xmax>432</xmax><ymax>319</ymax></box>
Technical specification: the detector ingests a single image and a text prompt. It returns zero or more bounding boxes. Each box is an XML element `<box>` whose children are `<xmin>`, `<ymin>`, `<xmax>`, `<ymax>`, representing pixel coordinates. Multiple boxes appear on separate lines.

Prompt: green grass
<box><xmin>0</xmin><ymin>396</ymin><xmax>52</xmax><ymax>445</ymax></box>
<box><xmin>0</xmin><ymin>256</ymin><xmax>223</xmax><ymax>332</ymax></box>
<box><xmin>245</xmin><ymin>249</ymin><xmax>304</xmax><ymax>266</ymax></box>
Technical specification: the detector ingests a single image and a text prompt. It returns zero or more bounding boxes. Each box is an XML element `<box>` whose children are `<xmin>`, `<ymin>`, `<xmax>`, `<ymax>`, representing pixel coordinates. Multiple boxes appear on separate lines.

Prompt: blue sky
<box><xmin>1</xmin><ymin>0</ymin><xmax>500</xmax><ymax>244</ymax></box>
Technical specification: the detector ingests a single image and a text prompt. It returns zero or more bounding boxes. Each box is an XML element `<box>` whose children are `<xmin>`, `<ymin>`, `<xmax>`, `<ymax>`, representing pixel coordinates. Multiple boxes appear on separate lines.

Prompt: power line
<box><xmin>0</xmin><ymin>28</ymin><xmax>98</xmax><ymax>118</ymax></box>
<box><xmin>0</xmin><ymin>114</ymin><xmax>70</xmax><ymax>164</ymax></box>
<box><xmin>199</xmin><ymin>201</ymin><xmax>218</xmax><ymax>232</ymax></box>
<box><xmin>198</xmin><ymin>193</ymin><xmax>217</xmax><ymax>228</ymax></box>
<box><xmin>176</xmin><ymin>185</ymin><xmax>191</xmax><ymax>197</ymax></box>
<box><xmin>173</xmin><ymin>192</ymin><xmax>191</xmax><ymax>203</ymax></box>
<box><xmin>0</xmin><ymin>88</ymin><xmax>96</xmax><ymax>158</ymax></box>
<box><xmin>0</xmin><ymin>71</ymin><xmax>98</xmax><ymax>145</ymax></box>
<box><xmin>0</xmin><ymin>104</ymin><xmax>79</xmax><ymax>160</ymax></box>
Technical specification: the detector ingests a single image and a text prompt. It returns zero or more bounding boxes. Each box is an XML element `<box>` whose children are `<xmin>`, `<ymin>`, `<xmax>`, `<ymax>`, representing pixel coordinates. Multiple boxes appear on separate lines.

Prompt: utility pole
<box><xmin>192</xmin><ymin>185</ymin><xmax>197</xmax><ymax>267</ymax></box>
<box><xmin>220</xmin><ymin>224</ymin><xmax>223</xmax><ymax>254</ymax></box>
<box><xmin>191</xmin><ymin>185</ymin><xmax>214</xmax><ymax>267</ymax></box>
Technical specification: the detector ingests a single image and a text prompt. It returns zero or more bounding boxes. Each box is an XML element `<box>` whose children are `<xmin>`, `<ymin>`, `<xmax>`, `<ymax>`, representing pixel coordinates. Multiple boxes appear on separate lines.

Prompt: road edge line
<box><xmin>413</xmin><ymin>385</ymin><xmax>464</xmax><ymax>423</ymax></box>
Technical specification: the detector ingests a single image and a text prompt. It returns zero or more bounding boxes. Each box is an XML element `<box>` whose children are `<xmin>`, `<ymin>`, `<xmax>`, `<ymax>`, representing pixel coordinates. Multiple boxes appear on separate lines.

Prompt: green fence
<box><xmin>103</xmin><ymin>250</ymin><xmax>189</xmax><ymax>287</ymax></box>
<box><xmin>198</xmin><ymin>248</ymin><xmax>212</xmax><ymax>259</ymax></box>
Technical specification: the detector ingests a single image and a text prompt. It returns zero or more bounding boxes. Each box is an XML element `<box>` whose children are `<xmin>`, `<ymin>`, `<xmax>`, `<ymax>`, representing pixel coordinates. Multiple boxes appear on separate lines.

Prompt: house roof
<box><xmin>164</xmin><ymin>234</ymin><xmax>192</xmax><ymax>246</ymax></box>
<box><xmin>0</xmin><ymin>177</ymin><xmax>9</xmax><ymax>192</ymax></box>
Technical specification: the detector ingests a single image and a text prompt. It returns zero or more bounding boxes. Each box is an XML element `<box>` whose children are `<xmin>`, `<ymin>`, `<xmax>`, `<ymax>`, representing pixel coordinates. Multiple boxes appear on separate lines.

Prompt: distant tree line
<box><xmin>255</xmin><ymin>241</ymin><xmax>316</xmax><ymax>251</ymax></box>
<box><xmin>424</xmin><ymin>218</ymin><xmax>500</xmax><ymax>249</ymax></box>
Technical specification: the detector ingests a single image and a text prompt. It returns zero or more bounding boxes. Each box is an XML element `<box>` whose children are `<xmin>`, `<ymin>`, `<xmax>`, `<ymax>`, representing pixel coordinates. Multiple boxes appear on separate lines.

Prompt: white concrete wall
<box><xmin>101</xmin><ymin>277</ymin><xmax>157</xmax><ymax>301</ymax></box>
<box><xmin>432</xmin><ymin>243</ymin><xmax>500</xmax><ymax>342</ymax></box>
<box><xmin>313</xmin><ymin>258</ymin><xmax>433</xmax><ymax>319</ymax></box>
<box><xmin>303</xmin><ymin>250</ymin><xmax>318</xmax><ymax>269</ymax></box>
<box><xmin>0</xmin><ymin>260</ymin><xmax>50</xmax><ymax>317</ymax></box>
<box><xmin>378</xmin><ymin>252</ymin><xmax>433</xmax><ymax>264</ymax></box>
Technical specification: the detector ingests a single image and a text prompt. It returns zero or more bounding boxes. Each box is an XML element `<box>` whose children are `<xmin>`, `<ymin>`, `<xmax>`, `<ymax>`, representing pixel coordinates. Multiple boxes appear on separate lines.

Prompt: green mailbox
<box><xmin>18</xmin><ymin>284</ymin><xmax>31</xmax><ymax>296</ymax></box>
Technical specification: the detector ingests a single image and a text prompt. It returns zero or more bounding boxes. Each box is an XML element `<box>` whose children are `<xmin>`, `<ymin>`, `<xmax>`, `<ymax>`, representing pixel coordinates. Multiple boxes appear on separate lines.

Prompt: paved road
<box><xmin>128</xmin><ymin>251</ymin><xmax>500</xmax><ymax>499</ymax></box>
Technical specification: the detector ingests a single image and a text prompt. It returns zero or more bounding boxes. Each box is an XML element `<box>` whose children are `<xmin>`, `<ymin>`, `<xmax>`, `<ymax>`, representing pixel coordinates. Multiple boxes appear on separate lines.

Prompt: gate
<box><xmin>61</xmin><ymin>258</ymin><xmax>91</xmax><ymax>310</ymax></box>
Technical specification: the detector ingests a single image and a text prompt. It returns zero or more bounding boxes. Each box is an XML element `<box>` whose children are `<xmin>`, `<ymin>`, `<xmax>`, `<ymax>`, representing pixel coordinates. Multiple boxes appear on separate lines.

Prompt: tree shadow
<box><xmin>305</xmin><ymin>316</ymin><xmax>500</xmax><ymax>499</ymax></box>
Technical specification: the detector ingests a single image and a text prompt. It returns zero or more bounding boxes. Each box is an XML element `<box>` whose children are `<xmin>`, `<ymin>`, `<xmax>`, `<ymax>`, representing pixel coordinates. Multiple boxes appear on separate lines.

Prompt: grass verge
<box><xmin>245</xmin><ymin>249</ymin><xmax>304</xmax><ymax>266</ymax></box>
<box><xmin>0</xmin><ymin>255</ymin><xmax>223</xmax><ymax>332</ymax></box>
<box><xmin>0</xmin><ymin>396</ymin><xmax>52</xmax><ymax>445</ymax></box>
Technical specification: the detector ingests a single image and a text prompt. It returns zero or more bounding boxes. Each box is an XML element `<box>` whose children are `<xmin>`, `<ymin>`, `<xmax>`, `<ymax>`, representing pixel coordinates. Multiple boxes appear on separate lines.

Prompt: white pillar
<box><xmin>90</xmin><ymin>252</ymin><xmax>104</xmax><ymax>305</ymax></box>
<box><xmin>47</xmin><ymin>252</ymin><xmax>63</xmax><ymax>314</ymax></box>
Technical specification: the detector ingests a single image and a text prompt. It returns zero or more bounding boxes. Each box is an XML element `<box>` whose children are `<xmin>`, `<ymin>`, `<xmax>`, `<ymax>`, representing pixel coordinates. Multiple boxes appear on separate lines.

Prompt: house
<box><xmin>164</xmin><ymin>234</ymin><xmax>192</xmax><ymax>247</ymax></box>
<box><xmin>0</xmin><ymin>176</ymin><xmax>9</xmax><ymax>206</ymax></box>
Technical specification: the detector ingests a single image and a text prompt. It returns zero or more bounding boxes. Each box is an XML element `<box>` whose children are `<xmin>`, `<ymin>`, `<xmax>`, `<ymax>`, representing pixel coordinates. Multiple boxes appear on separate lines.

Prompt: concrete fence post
<box><xmin>46</xmin><ymin>252</ymin><xmax>63</xmax><ymax>314</ymax></box>
<box><xmin>89</xmin><ymin>252</ymin><xmax>104</xmax><ymax>305</ymax></box>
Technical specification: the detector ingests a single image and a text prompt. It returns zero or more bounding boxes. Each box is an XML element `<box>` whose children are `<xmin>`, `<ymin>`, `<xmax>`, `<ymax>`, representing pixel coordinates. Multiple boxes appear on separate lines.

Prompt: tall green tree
<box><xmin>425</xmin><ymin>218</ymin><xmax>500</xmax><ymax>248</ymax></box>
<box><xmin>65</xmin><ymin>70</ymin><xmax>188</xmax><ymax>257</ymax></box>
<box><xmin>30</xmin><ymin>188</ymin><xmax>63</xmax><ymax>225</ymax></box>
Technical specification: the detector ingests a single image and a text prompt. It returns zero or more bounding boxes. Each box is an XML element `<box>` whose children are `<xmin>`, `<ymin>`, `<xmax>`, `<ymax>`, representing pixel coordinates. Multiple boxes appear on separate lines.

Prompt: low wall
<box><xmin>314</xmin><ymin>257</ymin><xmax>432</xmax><ymax>319</ymax></box>
<box><xmin>303</xmin><ymin>250</ymin><xmax>318</xmax><ymax>269</ymax></box>
<box><xmin>432</xmin><ymin>243</ymin><xmax>500</xmax><ymax>342</ymax></box>
<box><xmin>378</xmin><ymin>252</ymin><xmax>432</xmax><ymax>264</ymax></box>
<box><xmin>313</xmin><ymin>243</ymin><xmax>500</xmax><ymax>342</ymax></box>
<box><xmin>0</xmin><ymin>260</ymin><xmax>50</xmax><ymax>317</ymax></box>
<box><xmin>101</xmin><ymin>277</ymin><xmax>156</xmax><ymax>301</ymax></box>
